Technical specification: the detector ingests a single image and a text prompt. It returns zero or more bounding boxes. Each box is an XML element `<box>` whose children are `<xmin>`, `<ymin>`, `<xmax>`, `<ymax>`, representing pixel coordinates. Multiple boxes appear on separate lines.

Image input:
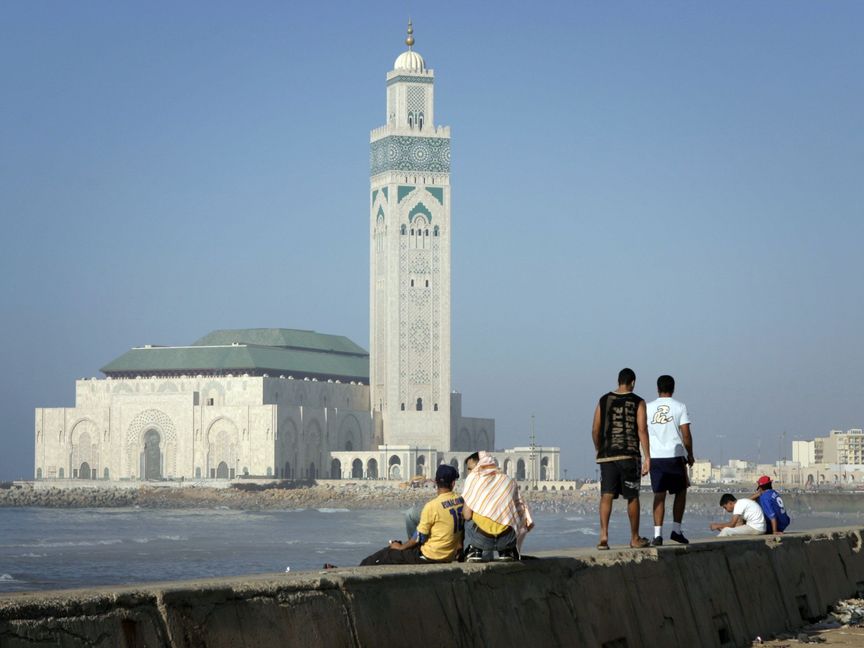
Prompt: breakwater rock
<box><xmin>1</xmin><ymin>481</ymin><xmax>863</xmax><ymax>517</ymax></box>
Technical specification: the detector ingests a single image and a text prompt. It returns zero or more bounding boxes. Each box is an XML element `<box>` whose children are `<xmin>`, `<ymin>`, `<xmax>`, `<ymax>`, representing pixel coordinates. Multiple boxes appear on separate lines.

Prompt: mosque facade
<box><xmin>33</xmin><ymin>25</ymin><xmax>560</xmax><ymax>484</ymax></box>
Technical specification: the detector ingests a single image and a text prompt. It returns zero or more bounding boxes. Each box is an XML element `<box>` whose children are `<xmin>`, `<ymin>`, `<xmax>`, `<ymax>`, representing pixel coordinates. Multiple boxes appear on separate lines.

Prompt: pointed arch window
<box><xmin>416</xmin><ymin>397</ymin><xmax>423</xmax><ymax>411</ymax></box>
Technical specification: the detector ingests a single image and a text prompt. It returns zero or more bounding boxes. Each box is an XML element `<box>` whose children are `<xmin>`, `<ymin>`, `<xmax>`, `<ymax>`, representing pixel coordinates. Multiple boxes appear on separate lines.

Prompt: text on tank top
<box><xmin>598</xmin><ymin>391</ymin><xmax>643</xmax><ymax>459</ymax></box>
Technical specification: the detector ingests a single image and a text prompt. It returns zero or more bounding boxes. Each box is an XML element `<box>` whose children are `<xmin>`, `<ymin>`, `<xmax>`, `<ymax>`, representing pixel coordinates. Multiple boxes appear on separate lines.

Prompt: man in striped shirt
<box><xmin>461</xmin><ymin>451</ymin><xmax>531</xmax><ymax>562</ymax></box>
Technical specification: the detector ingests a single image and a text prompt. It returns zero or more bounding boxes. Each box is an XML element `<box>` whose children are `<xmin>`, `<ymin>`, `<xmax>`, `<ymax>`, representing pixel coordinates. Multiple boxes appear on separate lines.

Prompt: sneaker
<box><xmin>670</xmin><ymin>531</ymin><xmax>690</xmax><ymax>544</ymax></box>
<box><xmin>495</xmin><ymin>547</ymin><xmax>520</xmax><ymax>562</ymax></box>
<box><xmin>651</xmin><ymin>536</ymin><xmax>663</xmax><ymax>547</ymax></box>
<box><xmin>465</xmin><ymin>546</ymin><xmax>485</xmax><ymax>563</ymax></box>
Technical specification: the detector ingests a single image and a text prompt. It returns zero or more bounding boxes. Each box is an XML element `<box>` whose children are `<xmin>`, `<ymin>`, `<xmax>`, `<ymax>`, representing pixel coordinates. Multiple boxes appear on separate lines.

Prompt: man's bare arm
<box><xmin>710</xmin><ymin>514</ymin><xmax>741</xmax><ymax>531</ymax></box>
<box><xmin>680</xmin><ymin>423</ymin><xmax>694</xmax><ymax>466</ymax></box>
<box><xmin>591</xmin><ymin>404</ymin><xmax>601</xmax><ymax>454</ymax></box>
<box><xmin>637</xmin><ymin>400</ymin><xmax>650</xmax><ymax>475</ymax></box>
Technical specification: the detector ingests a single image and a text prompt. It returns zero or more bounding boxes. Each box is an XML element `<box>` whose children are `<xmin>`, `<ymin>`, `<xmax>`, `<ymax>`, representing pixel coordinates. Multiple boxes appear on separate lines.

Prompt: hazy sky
<box><xmin>1</xmin><ymin>2</ymin><xmax>862</xmax><ymax>481</ymax></box>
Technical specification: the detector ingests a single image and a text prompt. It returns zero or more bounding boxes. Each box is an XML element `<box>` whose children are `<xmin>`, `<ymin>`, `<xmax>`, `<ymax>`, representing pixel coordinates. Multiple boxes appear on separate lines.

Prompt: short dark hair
<box><xmin>435</xmin><ymin>464</ymin><xmax>459</xmax><ymax>486</ymax></box>
<box><xmin>465</xmin><ymin>452</ymin><xmax>480</xmax><ymax>467</ymax></box>
<box><xmin>719</xmin><ymin>493</ymin><xmax>737</xmax><ymax>506</ymax></box>
<box><xmin>657</xmin><ymin>375</ymin><xmax>675</xmax><ymax>394</ymax></box>
<box><xmin>618</xmin><ymin>368</ymin><xmax>636</xmax><ymax>386</ymax></box>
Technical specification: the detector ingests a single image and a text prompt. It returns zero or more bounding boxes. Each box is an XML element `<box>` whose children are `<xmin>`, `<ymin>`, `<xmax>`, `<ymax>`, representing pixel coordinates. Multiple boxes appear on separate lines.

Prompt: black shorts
<box><xmin>600</xmin><ymin>459</ymin><xmax>641</xmax><ymax>500</ymax></box>
<box><xmin>650</xmin><ymin>457</ymin><xmax>689</xmax><ymax>494</ymax></box>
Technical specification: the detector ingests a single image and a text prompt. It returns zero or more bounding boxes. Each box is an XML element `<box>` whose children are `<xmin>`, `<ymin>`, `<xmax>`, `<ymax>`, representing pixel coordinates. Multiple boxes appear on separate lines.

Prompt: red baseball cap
<box><xmin>757</xmin><ymin>475</ymin><xmax>772</xmax><ymax>486</ymax></box>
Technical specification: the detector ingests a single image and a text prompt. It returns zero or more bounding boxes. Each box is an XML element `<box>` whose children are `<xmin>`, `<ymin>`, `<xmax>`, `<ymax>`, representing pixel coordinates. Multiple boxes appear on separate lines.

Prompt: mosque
<box><xmin>33</xmin><ymin>24</ymin><xmax>561</xmax><ymax>484</ymax></box>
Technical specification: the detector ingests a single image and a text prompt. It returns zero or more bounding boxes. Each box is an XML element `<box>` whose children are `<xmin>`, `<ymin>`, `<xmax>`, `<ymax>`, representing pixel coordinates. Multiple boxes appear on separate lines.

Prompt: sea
<box><xmin>0</xmin><ymin>507</ymin><xmax>857</xmax><ymax>594</ymax></box>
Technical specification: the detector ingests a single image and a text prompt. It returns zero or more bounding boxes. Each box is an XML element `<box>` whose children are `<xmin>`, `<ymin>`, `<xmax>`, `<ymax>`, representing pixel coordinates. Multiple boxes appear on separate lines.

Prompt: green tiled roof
<box><xmin>191</xmin><ymin>328</ymin><xmax>367</xmax><ymax>355</ymax></box>
<box><xmin>100</xmin><ymin>328</ymin><xmax>369</xmax><ymax>381</ymax></box>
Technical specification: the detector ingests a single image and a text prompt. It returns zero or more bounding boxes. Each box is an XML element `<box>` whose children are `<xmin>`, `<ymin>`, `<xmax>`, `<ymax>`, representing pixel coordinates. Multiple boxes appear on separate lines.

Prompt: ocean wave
<box><xmin>562</xmin><ymin>527</ymin><xmax>597</xmax><ymax>536</ymax></box>
<box><xmin>17</xmin><ymin>553</ymin><xmax>47</xmax><ymax>558</ymax></box>
<box><xmin>315</xmin><ymin>508</ymin><xmax>350</xmax><ymax>513</ymax></box>
<box><xmin>132</xmin><ymin>535</ymin><xmax>187</xmax><ymax>544</ymax></box>
<box><xmin>0</xmin><ymin>574</ymin><xmax>19</xmax><ymax>582</ymax></box>
<box><xmin>330</xmin><ymin>540</ymin><xmax>373</xmax><ymax>546</ymax></box>
<box><xmin>564</xmin><ymin>517</ymin><xmax>585</xmax><ymax>522</ymax></box>
<box><xmin>29</xmin><ymin>539</ymin><xmax>124</xmax><ymax>548</ymax></box>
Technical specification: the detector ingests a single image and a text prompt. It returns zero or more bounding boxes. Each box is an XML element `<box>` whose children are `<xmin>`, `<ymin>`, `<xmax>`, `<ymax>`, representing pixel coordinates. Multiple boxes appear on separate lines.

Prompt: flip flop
<box><xmin>596</xmin><ymin>542</ymin><xmax>610</xmax><ymax>550</ymax></box>
<box><xmin>629</xmin><ymin>537</ymin><xmax>650</xmax><ymax>549</ymax></box>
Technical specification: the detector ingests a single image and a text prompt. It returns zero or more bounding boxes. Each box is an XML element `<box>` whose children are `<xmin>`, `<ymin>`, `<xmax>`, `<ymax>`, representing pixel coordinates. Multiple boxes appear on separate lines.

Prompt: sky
<box><xmin>1</xmin><ymin>1</ymin><xmax>862</xmax><ymax>481</ymax></box>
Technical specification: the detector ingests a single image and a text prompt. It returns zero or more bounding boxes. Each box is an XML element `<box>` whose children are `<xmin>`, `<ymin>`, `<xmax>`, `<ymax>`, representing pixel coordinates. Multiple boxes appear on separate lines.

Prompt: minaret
<box><xmin>370</xmin><ymin>21</ymin><xmax>452</xmax><ymax>451</ymax></box>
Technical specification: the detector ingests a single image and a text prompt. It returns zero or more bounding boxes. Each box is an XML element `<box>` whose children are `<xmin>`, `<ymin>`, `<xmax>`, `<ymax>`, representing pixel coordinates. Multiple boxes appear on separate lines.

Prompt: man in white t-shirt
<box><xmin>646</xmin><ymin>375</ymin><xmax>694</xmax><ymax>546</ymax></box>
<box><xmin>710</xmin><ymin>493</ymin><xmax>766</xmax><ymax>536</ymax></box>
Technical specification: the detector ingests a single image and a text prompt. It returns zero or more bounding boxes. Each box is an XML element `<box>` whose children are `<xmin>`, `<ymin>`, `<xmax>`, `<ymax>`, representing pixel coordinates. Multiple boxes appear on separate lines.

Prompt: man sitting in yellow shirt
<box><xmin>358</xmin><ymin>464</ymin><xmax>464</xmax><ymax>565</ymax></box>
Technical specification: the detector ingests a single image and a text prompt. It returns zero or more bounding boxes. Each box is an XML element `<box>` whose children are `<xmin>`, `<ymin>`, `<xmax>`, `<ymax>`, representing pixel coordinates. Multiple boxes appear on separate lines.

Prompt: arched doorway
<box><xmin>416</xmin><ymin>455</ymin><xmax>426</xmax><ymax>478</ymax></box>
<box><xmin>284</xmin><ymin>461</ymin><xmax>292</xmax><ymax>479</ymax></box>
<box><xmin>516</xmin><ymin>459</ymin><xmax>526</xmax><ymax>481</ymax></box>
<box><xmin>216</xmin><ymin>461</ymin><xmax>229</xmax><ymax>479</ymax></box>
<box><xmin>352</xmin><ymin>459</ymin><xmax>363</xmax><ymax>478</ymax></box>
<box><xmin>367</xmin><ymin>458</ymin><xmax>378</xmax><ymax>479</ymax></box>
<box><xmin>450</xmin><ymin>457</ymin><xmax>458</xmax><ymax>470</ymax></box>
<box><xmin>103</xmin><ymin>467</ymin><xmax>110</xmax><ymax>480</ymax></box>
<box><xmin>331</xmin><ymin>459</ymin><xmax>341</xmax><ymax>479</ymax></box>
<box><xmin>540</xmin><ymin>457</ymin><xmax>549</xmax><ymax>481</ymax></box>
<box><xmin>78</xmin><ymin>462</ymin><xmax>91</xmax><ymax>479</ymax></box>
<box><xmin>389</xmin><ymin>455</ymin><xmax>402</xmax><ymax>480</ymax></box>
<box><xmin>58</xmin><ymin>467</ymin><xmax>64</xmax><ymax>478</ymax></box>
<box><xmin>36</xmin><ymin>468</ymin><xmax>42</xmax><ymax>479</ymax></box>
<box><xmin>309</xmin><ymin>462</ymin><xmax>317</xmax><ymax>479</ymax></box>
<box><xmin>503</xmin><ymin>459</ymin><xmax>511</xmax><ymax>477</ymax></box>
<box><xmin>143</xmin><ymin>429</ymin><xmax>162</xmax><ymax>480</ymax></box>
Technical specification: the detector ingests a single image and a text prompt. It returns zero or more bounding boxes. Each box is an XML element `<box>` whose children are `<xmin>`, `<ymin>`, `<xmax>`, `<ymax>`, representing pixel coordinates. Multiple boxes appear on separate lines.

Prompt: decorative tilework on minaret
<box><xmin>370</xmin><ymin>22</ymin><xmax>452</xmax><ymax>451</ymax></box>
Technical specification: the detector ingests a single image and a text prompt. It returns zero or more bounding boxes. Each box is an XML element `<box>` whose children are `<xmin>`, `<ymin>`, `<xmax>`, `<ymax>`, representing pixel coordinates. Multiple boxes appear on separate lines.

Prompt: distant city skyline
<box><xmin>1</xmin><ymin>2</ymin><xmax>863</xmax><ymax>480</ymax></box>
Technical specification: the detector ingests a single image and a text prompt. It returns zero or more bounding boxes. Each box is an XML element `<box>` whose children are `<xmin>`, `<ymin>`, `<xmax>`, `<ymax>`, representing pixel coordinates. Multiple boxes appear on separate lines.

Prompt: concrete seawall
<box><xmin>1</xmin><ymin>527</ymin><xmax>862</xmax><ymax>648</ymax></box>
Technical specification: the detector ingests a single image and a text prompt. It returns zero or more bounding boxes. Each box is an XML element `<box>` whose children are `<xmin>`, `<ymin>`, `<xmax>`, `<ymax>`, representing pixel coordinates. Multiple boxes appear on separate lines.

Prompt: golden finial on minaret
<box><xmin>405</xmin><ymin>19</ymin><xmax>415</xmax><ymax>49</ymax></box>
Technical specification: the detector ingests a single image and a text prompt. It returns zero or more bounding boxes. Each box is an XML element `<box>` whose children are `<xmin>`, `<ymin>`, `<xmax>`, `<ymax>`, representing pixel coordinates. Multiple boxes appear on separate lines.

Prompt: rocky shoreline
<box><xmin>1</xmin><ymin>481</ymin><xmax>863</xmax><ymax>516</ymax></box>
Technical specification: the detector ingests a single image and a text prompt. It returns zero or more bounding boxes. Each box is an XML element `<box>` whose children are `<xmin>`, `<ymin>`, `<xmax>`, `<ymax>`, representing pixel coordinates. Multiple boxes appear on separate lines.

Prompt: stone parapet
<box><xmin>1</xmin><ymin>527</ymin><xmax>863</xmax><ymax>647</ymax></box>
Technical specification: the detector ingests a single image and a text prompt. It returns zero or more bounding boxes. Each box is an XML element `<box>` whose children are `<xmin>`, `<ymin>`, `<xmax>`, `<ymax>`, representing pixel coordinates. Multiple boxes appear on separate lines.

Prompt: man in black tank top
<box><xmin>591</xmin><ymin>368</ymin><xmax>651</xmax><ymax>549</ymax></box>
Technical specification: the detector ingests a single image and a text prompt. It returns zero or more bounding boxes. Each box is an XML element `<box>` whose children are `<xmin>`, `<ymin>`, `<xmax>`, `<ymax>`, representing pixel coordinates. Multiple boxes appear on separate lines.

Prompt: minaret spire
<box><xmin>405</xmin><ymin>19</ymin><xmax>415</xmax><ymax>50</ymax></box>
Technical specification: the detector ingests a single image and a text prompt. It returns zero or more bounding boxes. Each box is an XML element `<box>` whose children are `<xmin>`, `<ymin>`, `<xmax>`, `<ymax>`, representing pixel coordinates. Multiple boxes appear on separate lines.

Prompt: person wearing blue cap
<box><xmin>356</xmin><ymin>464</ymin><xmax>465</xmax><ymax>565</ymax></box>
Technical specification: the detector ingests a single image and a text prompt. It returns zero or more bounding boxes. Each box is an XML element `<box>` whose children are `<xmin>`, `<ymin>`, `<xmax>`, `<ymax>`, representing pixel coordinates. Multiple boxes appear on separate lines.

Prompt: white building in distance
<box><xmin>33</xmin><ymin>23</ymin><xmax>561</xmax><ymax>485</ymax></box>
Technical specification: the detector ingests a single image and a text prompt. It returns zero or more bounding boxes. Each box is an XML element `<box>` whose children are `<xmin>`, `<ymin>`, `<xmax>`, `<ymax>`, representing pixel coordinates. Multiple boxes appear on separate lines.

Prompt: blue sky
<box><xmin>1</xmin><ymin>1</ymin><xmax>862</xmax><ymax>480</ymax></box>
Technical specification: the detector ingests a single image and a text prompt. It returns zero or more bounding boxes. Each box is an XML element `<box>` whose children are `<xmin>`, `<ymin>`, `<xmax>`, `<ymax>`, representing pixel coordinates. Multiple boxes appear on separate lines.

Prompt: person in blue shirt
<box><xmin>755</xmin><ymin>475</ymin><xmax>791</xmax><ymax>534</ymax></box>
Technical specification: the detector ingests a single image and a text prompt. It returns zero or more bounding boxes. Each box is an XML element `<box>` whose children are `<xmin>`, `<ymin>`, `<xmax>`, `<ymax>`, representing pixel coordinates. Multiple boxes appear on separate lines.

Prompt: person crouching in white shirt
<box><xmin>709</xmin><ymin>493</ymin><xmax>766</xmax><ymax>536</ymax></box>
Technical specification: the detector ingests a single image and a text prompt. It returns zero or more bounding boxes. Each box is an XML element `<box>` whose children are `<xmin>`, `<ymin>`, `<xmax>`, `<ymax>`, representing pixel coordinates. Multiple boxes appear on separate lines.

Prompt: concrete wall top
<box><xmin>1</xmin><ymin>527</ymin><xmax>863</xmax><ymax>648</ymax></box>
